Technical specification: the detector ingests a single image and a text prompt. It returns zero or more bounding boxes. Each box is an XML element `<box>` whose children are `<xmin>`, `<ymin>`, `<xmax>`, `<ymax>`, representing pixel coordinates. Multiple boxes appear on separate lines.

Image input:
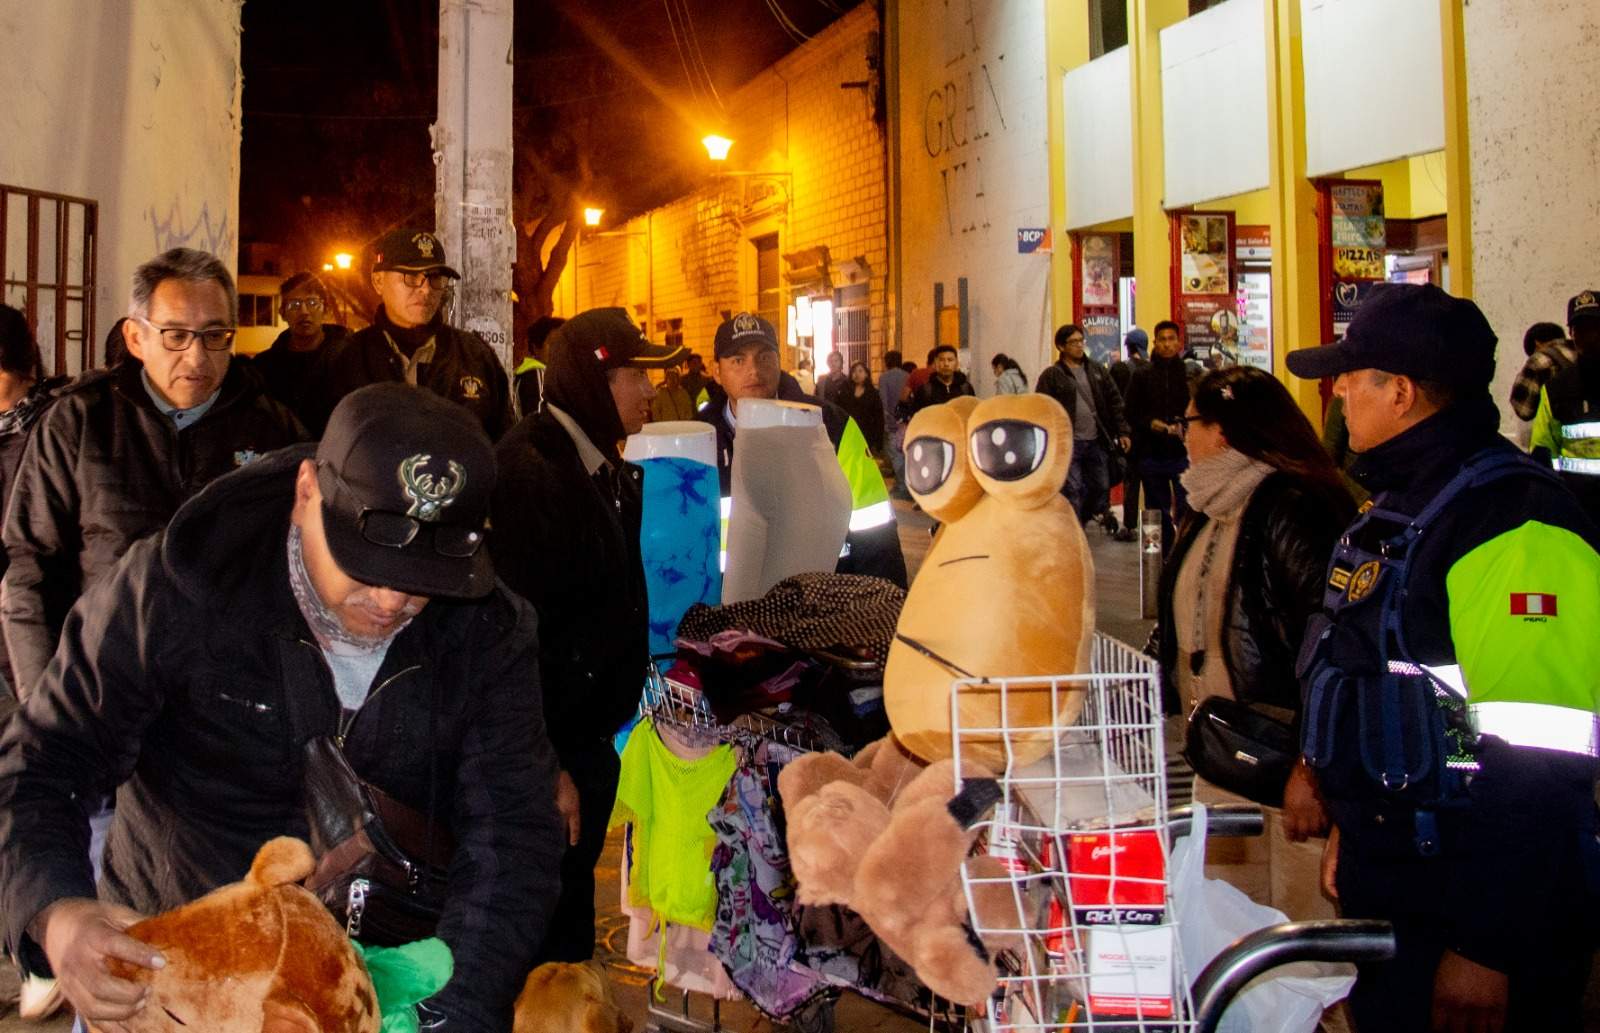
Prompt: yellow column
<box><xmin>1264</xmin><ymin>0</ymin><xmax>1324</xmax><ymax>419</ymax></box>
<box><xmin>1128</xmin><ymin>0</ymin><xmax>1187</xmax><ymax>332</ymax></box>
<box><xmin>1046</xmin><ymin>5</ymin><xmax>1090</xmax><ymax>331</ymax></box>
<box><xmin>1439</xmin><ymin>0</ymin><xmax>1472</xmax><ymax>297</ymax></box>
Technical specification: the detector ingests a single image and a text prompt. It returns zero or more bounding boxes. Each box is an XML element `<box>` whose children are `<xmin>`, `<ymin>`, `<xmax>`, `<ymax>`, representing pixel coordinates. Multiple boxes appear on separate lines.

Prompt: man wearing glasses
<box><xmin>0</xmin><ymin>383</ymin><xmax>562</xmax><ymax>1033</ymax></box>
<box><xmin>1</xmin><ymin>247</ymin><xmax>306</xmax><ymax>699</ymax></box>
<box><xmin>318</xmin><ymin>228</ymin><xmax>511</xmax><ymax>439</ymax></box>
<box><xmin>249</xmin><ymin>271</ymin><xmax>350</xmax><ymax>435</ymax></box>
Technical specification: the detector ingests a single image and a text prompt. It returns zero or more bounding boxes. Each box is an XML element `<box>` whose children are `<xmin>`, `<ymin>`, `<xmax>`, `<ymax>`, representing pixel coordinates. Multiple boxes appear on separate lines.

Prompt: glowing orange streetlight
<box><xmin>583</xmin><ymin>206</ymin><xmax>604</xmax><ymax>227</ymax></box>
<box><xmin>702</xmin><ymin>134</ymin><xmax>733</xmax><ymax>162</ymax></box>
<box><xmin>322</xmin><ymin>262</ymin><xmax>334</xmax><ymax>272</ymax></box>
<box><xmin>333</xmin><ymin>252</ymin><xmax>354</xmax><ymax>270</ymax></box>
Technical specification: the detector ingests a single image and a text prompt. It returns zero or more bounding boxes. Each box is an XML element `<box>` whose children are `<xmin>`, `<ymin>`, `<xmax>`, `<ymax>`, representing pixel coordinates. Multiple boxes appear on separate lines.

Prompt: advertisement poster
<box><xmin>1083</xmin><ymin>313</ymin><xmax>1121</xmax><ymax>365</ymax></box>
<box><xmin>1080</xmin><ymin>234</ymin><xmax>1117</xmax><ymax>308</ymax></box>
<box><xmin>1179</xmin><ymin>296</ymin><xmax>1226</xmax><ymax>362</ymax></box>
<box><xmin>1017</xmin><ymin>228</ymin><xmax>1052</xmax><ymax>254</ymax></box>
<box><xmin>1331</xmin><ymin>280</ymin><xmax>1379</xmax><ymax>339</ymax></box>
<box><xmin>1179</xmin><ymin>214</ymin><xmax>1231</xmax><ymax>295</ymax></box>
<box><xmin>1237</xmin><ymin>273</ymin><xmax>1272</xmax><ymax>372</ymax></box>
<box><xmin>1330</xmin><ymin>183</ymin><xmax>1385</xmax><ymax>279</ymax></box>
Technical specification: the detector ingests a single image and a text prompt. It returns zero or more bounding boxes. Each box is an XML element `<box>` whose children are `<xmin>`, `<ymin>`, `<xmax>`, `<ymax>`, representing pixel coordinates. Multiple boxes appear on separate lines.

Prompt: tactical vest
<box><xmin>1545</xmin><ymin>355</ymin><xmax>1600</xmax><ymax>478</ymax></box>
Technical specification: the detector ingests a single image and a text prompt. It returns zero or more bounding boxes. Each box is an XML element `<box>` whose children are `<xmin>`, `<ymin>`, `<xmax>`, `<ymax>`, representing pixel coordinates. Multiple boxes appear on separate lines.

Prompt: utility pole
<box><xmin>434</xmin><ymin>0</ymin><xmax>515</xmax><ymax>375</ymax></box>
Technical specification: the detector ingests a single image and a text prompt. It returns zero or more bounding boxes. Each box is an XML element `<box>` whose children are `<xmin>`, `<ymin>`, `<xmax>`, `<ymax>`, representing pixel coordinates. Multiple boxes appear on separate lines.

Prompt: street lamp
<box><xmin>583</xmin><ymin>207</ymin><xmax>604</xmax><ymax>227</ymax></box>
<box><xmin>702</xmin><ymin>134</ymin><xmax>733</xmax><ymax>162</ymax></box>
<box><xmin>322</xmin><ymin>263</ymin><xmax>334</xmax><ymax>272</ymax></box>
<box><xmin>333</xmin><ymin>252</ymin><xmax>354</xmax><ymax>270</ymax></box>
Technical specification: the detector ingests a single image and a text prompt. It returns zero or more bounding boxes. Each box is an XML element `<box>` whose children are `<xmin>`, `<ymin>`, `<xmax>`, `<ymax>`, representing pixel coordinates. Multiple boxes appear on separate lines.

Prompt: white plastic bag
<box><xmin>1170</xmin><ymin>803</ymin><xmax>1357</xmax><ymax>1033</ymax></box>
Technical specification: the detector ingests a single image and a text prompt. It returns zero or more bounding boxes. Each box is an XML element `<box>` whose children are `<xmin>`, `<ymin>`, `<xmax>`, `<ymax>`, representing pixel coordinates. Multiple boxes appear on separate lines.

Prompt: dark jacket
<box><xmin>1109</xmin><ymin>355</ymin><xmax>1149</xmax><ymax>399</ymax></box>
<box><xmin>0</xmin><ymin>378</ymin><xmax>67</xmax><ymax>713</ymax></box>
<box><xmin>489</xmin><ymin>413</ymin><xmax>649</xmax><ymax>770</ymax></box>
<box><xmin>1315</xmin><ymin>397</ymin><xmax>1600</xmax><ymax>975</ymax></box>
<box><xmin>699</xmin><ymin>374</ymin><xmax>908</xmax><ymax>588</ymax></box>
<box><xmin>0</xmin><ymin>360</ymin><xmax>307</xmax><ymax>695</ymax></box>
<box><xmin>911</xmin><ymin>370</ymin><xmax>976</xmax><ymax>413</ymax></box>
<box><xmin>1034</xmin><ymin>357</ymin><xmax>1130</xmax><ymax>444</ymax></box>
<box><xmin>0</xmin><ymin>446</ymin><xmax>562</xmax><ymax>1033</ymax></box>
<box><xmin>316</xmin><ymin>307</ymin><xmax>512</xmax><ymax>440</ymax></box>
<box><xmin>247</xmin><ymin>324</ymin><xmax>351</xmax><ymax>435</ymax></box>
<box><xmin>1123</xmin><ymin>354</ymin><xmax>1192</xmax><ymax>464</ymax></box>
<box><xmin>1156</xmin><ymin>472</ymin><xmax>1353</xmax><ymax>717</ymax></box>
<box><xmin>832</xmin><ymin>381</ymin><xmax>886</xmax><ymax>453</ymax></box>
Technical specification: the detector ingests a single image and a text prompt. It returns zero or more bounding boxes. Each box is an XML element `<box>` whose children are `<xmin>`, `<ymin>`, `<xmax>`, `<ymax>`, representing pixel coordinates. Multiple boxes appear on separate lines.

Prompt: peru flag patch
<box><xmin>1510</xmin><ymin>593</ymin><xmax>1558</xmax><ymax>616</ymax></box>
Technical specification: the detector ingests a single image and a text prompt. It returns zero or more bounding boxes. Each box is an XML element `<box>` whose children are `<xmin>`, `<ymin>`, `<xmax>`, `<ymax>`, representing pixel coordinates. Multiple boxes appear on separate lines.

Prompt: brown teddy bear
<box><xmin>779</xmin><ymin>394</ymin><xmax>1093</xmax><ymax>1006</ymax></box>
<box><xmin>98</xmin><ymin>837</ymin><xmax>379</xmax><ymax>1033</ymax></box>
<box><xmin>513</xmin><ymin>960</ymin><xmax>634</xmax><ymax>1033</ymax></box>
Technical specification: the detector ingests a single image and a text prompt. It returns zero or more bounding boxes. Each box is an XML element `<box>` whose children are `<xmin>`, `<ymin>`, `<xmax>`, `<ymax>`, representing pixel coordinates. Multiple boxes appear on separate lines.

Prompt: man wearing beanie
<box><xmin>488</xmin><ymin>307</ymin><xmax>684</xmax><ymax>963</ymax></box>
<box><xmin>316</xmin><ymin>228</ymin><xmax>511</xmax><ymax>438</ymax></box>
<box><xmin>0</xmin><ymin>384</ymin><xmax>562</xmax><ymax>1033</ymax></box>
<box><xmin>1288</xmin><ymin>283</ymin><xmax>1600</xmax><ymax>1032</ymax></box>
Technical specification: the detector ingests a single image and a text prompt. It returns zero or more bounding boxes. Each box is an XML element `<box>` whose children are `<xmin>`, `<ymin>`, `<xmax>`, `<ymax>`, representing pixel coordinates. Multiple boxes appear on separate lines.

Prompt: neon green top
<box><xmin>1530</xmin><ymin>387</ymin><xmax>1600</xmax><ymax>461</ymax></box>
<box><xmin>610</xmin><ymin>718</ymin><xmax>737</xmax><ymax>930</ymax></box>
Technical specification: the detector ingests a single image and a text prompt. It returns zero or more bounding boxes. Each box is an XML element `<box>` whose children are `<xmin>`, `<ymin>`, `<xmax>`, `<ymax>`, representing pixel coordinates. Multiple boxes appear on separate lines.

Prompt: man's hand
<box><xmin>34</xmin><ymin>898</ymin><xmax>161</xmax><ymax>1023</ymax></box>
<box><xmin>1281</xmin><ymin>762</ymin><xmax>1329</xmax><ymax>842</ymax></box>
<box><xmin>1320</xmin><ymin>824</ymin><xmax>1340</xmax><ymax>903</ymax></box>
<box><xmin>1431</xmin><ymin>950</ymin><xmax>1508</xmax><ymax>1033</ymax></box>
<box><xmin>1117</xmin><ymin>435</ymin><xmax>1132</xmax><ymax>452</ymax></box>
<box><xmin>1151</xmin><ymin>419</ymin><xmax>1168</xmax><ymax>434</ymax></box>
<box><xmin>555</xmin><ymin>769</ymin><xmax>581</xmax><ymax>847</ymax></box>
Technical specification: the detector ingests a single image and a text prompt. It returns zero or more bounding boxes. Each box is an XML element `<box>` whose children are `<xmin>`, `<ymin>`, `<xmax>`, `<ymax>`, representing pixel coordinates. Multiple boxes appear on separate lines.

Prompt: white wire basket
<box><xmin>954</xmin><ymin>633</ymin><xmax>1193</xmax><ymax>1032</ymax></box>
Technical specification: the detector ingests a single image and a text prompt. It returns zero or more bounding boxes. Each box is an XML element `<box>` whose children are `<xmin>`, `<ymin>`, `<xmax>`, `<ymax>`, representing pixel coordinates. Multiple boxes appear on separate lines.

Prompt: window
<box><xmin>833</xmin><ymin>283</ymin><xmax>870</xmax><ymax>370</ymax></box>
<box><xmin>237</xmin><ymin>294</ymin><xmax>277</xmax><ymax>327</ymax></box>
<box><xmin>1089</xmin><ymin>0</ymin><xmax>1129</xmax><ymax>59</ymax></box>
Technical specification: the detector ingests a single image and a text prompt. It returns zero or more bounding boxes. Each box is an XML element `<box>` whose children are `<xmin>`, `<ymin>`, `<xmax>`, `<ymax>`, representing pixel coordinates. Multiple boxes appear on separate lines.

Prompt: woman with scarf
<box><xmin>1155</xmin><ymin>365</ymin><xmax>1354</xmax><ymax>920</ymax></box>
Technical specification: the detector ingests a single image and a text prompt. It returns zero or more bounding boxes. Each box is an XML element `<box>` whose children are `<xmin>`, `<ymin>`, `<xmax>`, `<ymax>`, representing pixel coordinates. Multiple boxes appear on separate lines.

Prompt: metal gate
<box><xmin>1</xmin><ymin>184</ymin><xmax>98</xmax><ymax>377</ymax></box>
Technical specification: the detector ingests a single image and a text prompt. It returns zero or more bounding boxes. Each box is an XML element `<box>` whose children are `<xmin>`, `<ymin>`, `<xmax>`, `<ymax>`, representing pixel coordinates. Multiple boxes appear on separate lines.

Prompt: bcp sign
<box><xmin>1017</xmin><ymin>228</ymin><xmax>1052</xmax><ymax>254</ymax></box>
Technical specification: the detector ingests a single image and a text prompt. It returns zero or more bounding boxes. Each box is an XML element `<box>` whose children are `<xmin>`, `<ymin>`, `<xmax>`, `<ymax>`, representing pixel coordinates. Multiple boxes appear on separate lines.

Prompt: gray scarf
<box><xmin>286</xmin><ymin>525</ymin><xmax>413</xmax><ymax>653</ymax></box>
<box><xmin>1180</xmin><ymin>447</ymin><xmax>1274</xmax><ymax>520</ymax></box>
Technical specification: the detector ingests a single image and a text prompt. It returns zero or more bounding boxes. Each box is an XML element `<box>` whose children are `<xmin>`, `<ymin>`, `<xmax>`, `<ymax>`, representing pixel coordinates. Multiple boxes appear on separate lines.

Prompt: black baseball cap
<box><xmin>315</xmin><ymin>383</ymin><xmax>495</xmax><ymax>599</ymax></box>
<box><xmin>714</xmin><ymin>312</ymin><xmax>780</xmax><ymax>359</ymax></box>
<box><xmin>1568</xmin><ymin>289</ymin><xmax>1600</xmax><ymax>327</ymax></box>
<box><xmin>370</xmin><ymin>229</ymin><xmax>462</xmax><ymax>279</ymax></box>
<box><xmin>1285</xmin><ymin>282</ymin><xmax>1497</xmax><ymax>389</ymax></box>
<box><xmin>550</xmin><ymin>307</ymin><xmax>687</xmax><ymax>370</ymax></box>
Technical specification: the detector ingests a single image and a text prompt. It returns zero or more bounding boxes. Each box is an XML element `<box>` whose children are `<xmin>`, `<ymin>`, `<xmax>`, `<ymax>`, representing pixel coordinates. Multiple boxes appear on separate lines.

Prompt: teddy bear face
<box><xmin>885</xmin><ymin>394</ymin><xmax>1094</xmax><ymax>768</ymax></box>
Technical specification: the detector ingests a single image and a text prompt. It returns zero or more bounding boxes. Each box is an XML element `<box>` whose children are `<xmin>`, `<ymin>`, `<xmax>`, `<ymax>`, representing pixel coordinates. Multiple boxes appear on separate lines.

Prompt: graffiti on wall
<box><xmin>920</xmin><ymin>0</ymin><xmax>1006</xmax><ymax>237</ymax></box>
<box><xmin>148</xmin><ymin>200</ymin><xmax>235</xmax><ymax>258</ymax></box>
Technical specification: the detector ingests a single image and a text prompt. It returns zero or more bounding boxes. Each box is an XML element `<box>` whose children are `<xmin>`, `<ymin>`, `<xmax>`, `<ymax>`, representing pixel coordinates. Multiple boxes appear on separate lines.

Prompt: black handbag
<box><xmin>1181</xmin><ymin>695</ymin><xmax>1298</xmax><ymax>808</ymax></box>
<box><xmin>302</xmin><ymin>735</ymin><xmax>454</xmax><ymax>945</ymax></box>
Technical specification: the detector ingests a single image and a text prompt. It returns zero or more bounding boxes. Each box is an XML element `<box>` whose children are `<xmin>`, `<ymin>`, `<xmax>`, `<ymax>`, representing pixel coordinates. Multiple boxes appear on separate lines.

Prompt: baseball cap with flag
<box><xmin>315</xmin><ymin>383</ymin><xmax>496</xmax><ymax>599</ymax></box>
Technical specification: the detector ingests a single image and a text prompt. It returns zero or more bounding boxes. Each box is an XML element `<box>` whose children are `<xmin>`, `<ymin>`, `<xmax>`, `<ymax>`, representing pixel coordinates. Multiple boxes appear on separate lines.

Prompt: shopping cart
<box><xmin>951</xmin><ymin>633</ymin><xmax>1391</xmax><ymax>1033</ymax></box>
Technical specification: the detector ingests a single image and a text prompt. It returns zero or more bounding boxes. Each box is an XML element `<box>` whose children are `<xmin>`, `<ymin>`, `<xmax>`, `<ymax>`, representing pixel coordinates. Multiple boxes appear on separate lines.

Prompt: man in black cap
<box><xmin>489</xmin><ymin>306</ymin><xmax>682</xmax><ymax>963</ymax></box>
<box><xmin>316</xmin><ymin>228</ymin><xmax>511</xmax><ymax>438</ymax></box>
<box><xmin>699</xmin><ymin>312</ymin><xmax>907</xmax><ymax>587</ymax></box>
<box><xmin>1523</xmin><ymin>290</ymin><xmax>1600</xmax><ymax>519</ymax></box>
<box><xmin>0</xmin><ymin>383</ymin><xmax>562</xmax><ymax>1033</ymax></box>
<box><xmin>1287</xmin><ymin>282</ymin><xmax>1600</xmax><ymax>1033</ymax></box>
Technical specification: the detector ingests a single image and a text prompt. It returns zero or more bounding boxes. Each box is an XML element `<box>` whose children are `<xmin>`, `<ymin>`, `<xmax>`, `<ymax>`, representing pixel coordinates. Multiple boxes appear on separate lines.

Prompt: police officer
<box><xmin>1286</xmin><ymin>283</ymin><xmax>1600</xmax><ymax>1033</ymax></box>
<box><xmin>1529</xmin><ymin>289</ymin><xmax>1600</xmax><ymax>519</ymax></box>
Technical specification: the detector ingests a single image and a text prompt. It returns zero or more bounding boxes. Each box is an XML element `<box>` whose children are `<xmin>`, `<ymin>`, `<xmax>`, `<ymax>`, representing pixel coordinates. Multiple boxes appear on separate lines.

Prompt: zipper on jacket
<box><xmin>296</xmin><ymin>637</ymin><xmax>422</xmax><ymax>747</ymax></box>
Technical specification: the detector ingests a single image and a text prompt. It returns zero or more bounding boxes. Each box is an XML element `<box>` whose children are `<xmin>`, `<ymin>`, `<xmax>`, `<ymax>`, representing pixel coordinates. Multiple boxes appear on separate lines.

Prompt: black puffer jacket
<box><xmin>1156</xmin><ymin>472</ymin><xmax>1353</xmax><ymax>716</ymax></box>
<box><xmin>315</xmin><ymin>307</ymin><xmax>512</xmax><ymax>440</ymax></box>
<box><xmin>1123</xmin><ymin>354</ymin><xmax>1192</xmax><ymax>464</ymax></box>
<box><xmin>247</xmin><ymin>324</ymin><xmax>351</xmax><ymax>435</ymax></box>
<box><xmin>0</xmin><ymin>446</ymin><xmax>562</xmax><ymax>1033</ymax></box>
<box><xmin>0</xmin><ymin>360</ymin><xmax>306</xmax><ymax>694</ymax></box>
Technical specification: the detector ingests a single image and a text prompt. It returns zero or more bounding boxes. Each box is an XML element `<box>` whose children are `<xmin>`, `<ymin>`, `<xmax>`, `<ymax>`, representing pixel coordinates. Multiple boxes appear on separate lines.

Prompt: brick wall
<box><xmin>554</xmin><ymin>3</ymin><xmax>890</xmax><ymax>372</ymax></box>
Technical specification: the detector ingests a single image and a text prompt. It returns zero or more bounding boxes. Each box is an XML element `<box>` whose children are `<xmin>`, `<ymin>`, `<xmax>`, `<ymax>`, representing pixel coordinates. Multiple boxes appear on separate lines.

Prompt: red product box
<box><xmin>1065</xmin><ymin>829</ymin><xmax>1165</xmax><ymax>926</ymax></box>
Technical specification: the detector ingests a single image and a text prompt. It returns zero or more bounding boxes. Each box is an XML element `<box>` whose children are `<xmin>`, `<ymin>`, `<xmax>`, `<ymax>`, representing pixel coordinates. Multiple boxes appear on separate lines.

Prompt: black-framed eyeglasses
<box><xmin>282</xmin><ymin>297</ymin><xmax>325</xmax><ymax>314</ymax></box>
<box><xmin>136</xmin><ymin>318</ymin><xmax>236</xmax><ymax>352</ymax></box>
<box><xmin>398</xmin><ymin>271</ymin><xmax>451</xmax><ymax>290</ymax></box>
<box><xmin>1170</xmin><ymin>415</ymin><xmax>1201</xmax><ymax>438</ymax></box>
<box><xmin>358</xmin><ymin>508</ymin><xmax>484</xmax><ymax>558</ymax></box>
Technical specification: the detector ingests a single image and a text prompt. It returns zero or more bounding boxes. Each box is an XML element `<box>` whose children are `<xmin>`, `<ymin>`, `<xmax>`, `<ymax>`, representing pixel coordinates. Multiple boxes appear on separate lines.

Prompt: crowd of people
<box><xmin>0</xmin><ymin>226</ymin><xmax>1595</xmax><ymax>1033</ymax></box>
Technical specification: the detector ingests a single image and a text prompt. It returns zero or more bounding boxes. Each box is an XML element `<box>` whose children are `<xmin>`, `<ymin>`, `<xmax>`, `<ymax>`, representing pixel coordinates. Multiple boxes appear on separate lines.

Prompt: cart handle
<box><xmin>1167</xmin><ymin>802</ymin><xmax>1264</xmax><ymax>840</ymax></box>
<box><xmin>1190</xmin><ymin>919</ymin><xmax>1395</xmax><ymax>1033</ymax></box>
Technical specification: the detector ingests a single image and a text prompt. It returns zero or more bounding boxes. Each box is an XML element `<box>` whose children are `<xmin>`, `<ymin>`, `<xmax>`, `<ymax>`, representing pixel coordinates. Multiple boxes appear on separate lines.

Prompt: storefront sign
<box><xmin>1079</xmin><ymin>234</ymin><xmax>1117</xmax><ymax>307</ymax></box>
<box><xmin>1331</xmin><ymin>279</ymin><xmax>1379</xmax><ymax>339</ymax></box>
<box><xmin>1235</xmin><ymin>225</ymin><xmax>1271</xmax><ymax>263</ymax></box>
<box><xmin>1017</xmin><ymin>227</ymin><xmax>1052</xmax><ymax>254</ymax></box>
<box><xmin>1333</xmin><ymin>245</ymin><xmax>1384</xmax><ymax>279</ymax></box>
<box><xmin>1179</xmin><ymin>296</ymin><xmax>1226</xmax><ymax>361</ymax></box>
<box><xmin>1178</xmin><ymin>213</ymin><xmax>1231</xmax><ymax>295</ymax></box>
<box><xmin>1329</xmin><ymin>183</ymin><xmax>1386</xmax><ymax>250</ymax></box>
<box><xmin>1083</xmin><ymin>313</ymin><xmax>1121</xmax><ymax>365</ymax></box>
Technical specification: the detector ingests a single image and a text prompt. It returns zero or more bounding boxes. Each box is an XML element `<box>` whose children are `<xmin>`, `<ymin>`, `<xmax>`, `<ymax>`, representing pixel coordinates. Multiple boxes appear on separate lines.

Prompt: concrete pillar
<box><xmin>1128</xmin><ymin>0</ymin><xmax>1188</xmax><ymax>332</ymax></box>
<box><xmin>434</xmin><ymin>0</ymin><xmax>515</xmax><ymax>376</ymax></box>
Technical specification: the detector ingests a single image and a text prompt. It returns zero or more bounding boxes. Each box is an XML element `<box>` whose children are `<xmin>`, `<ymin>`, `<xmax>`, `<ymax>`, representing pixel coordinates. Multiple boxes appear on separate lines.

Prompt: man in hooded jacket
<box><xmin>489</xmin><ymin>306</ymin><xmax>684</xmax><ymax>962</ymax></box>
